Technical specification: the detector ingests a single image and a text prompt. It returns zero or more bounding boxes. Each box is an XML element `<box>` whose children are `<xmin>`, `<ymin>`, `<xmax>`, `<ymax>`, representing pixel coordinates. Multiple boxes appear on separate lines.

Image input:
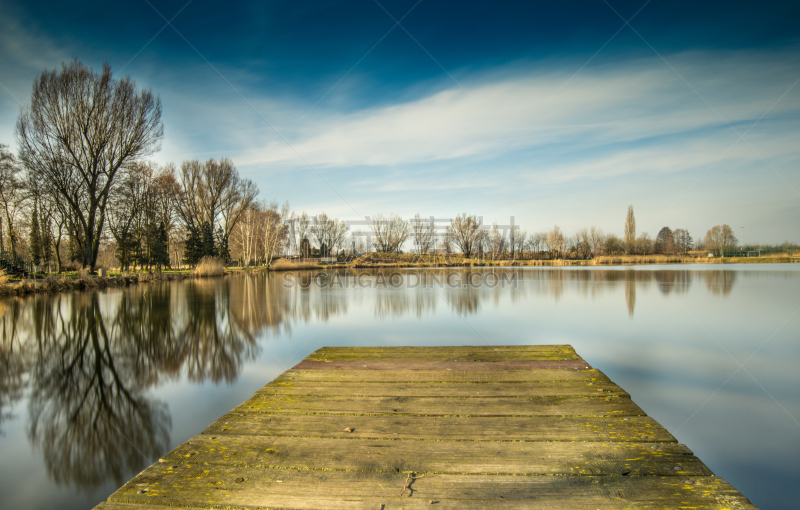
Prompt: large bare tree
<box><xmin>449</xmin><ymin>214</ymin><xmax>483</xmax><ymax>258</ymax></box>
<box><xmin>310</xmin><ymin>213</ymin><xmax>346</xmax><ymax>256</ymax></box>
<box><xmin>371</xmin><ymin>213</ymin><xmax>410</xmax><ymax>253</ymax></box>
<box><xmin>176</xmin><ymin>158</ymin><xmax>258</xmax><ymax>244</ymax></box>
<box><xmin>705</xmin><ymin>224</ymin><xmax>737</xmax><ymax>256</ymax></box>
<box><xmin>16</xmin><ymin>59</ymin><xmax>163</xmax><ymax>268</ymax></box>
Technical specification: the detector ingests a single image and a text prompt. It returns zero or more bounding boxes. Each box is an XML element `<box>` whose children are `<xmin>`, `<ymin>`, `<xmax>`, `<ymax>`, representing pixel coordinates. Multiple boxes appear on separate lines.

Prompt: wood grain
<box><xmin>94</xmin><ymin>345</ymin><xmax>757</xmax><ymax>510</ymax></box>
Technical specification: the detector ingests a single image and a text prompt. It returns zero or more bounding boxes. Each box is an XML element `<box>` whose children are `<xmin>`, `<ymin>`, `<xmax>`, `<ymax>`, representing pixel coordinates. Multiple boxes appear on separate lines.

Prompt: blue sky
<box><xmin>1</xmin><ymin>0</ymin><xmax>798</xmax><ymax>243</ymax></box>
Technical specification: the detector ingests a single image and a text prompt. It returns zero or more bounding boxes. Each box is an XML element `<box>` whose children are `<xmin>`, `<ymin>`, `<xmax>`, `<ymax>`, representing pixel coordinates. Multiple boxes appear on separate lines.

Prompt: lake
<box><xmin>1</xmin><ymin>265</ymin><xmax>798</xmax><ymax>509</ymax></box>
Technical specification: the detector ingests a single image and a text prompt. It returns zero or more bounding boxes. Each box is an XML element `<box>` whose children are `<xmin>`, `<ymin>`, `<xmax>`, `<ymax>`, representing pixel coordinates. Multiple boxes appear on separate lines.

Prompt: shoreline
<box><xmin>2</xmin><ymin>254</ymin><xmax>796</xmax><ymax>297</ymax></box>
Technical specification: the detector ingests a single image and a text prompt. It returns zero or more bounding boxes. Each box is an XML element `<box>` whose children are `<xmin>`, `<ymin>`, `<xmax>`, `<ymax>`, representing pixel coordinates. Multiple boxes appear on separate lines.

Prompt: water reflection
<box><xmin>24</xmin><ymin>292</ymin><xmax>170</xmax><ymax>491</ymax></box>
<box><xmin>1</xmin><ymin>279</ymin><xmax>262</xmax><ymax>492</ymax></box>
<box><xmin>0</xmin><ymin>300</ymin><xmax>26</xmax><ymax>432</ymax></box>
<box><xmin>704</xmin><ymin>270</ymin><xmax>737</xmax><ymax>296</ymax></box>
<box><xmin>0</xmin><ymin>267</ymin><xmax>747</xmax><ymax>494</ymax></box>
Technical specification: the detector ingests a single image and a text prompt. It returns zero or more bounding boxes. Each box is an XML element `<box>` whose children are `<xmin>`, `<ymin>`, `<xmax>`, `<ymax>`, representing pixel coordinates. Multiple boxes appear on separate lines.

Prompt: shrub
<box><xmin>193</xmin><ymin>256</ymin><xmax>226</xmax><ymax>277</ymax></box>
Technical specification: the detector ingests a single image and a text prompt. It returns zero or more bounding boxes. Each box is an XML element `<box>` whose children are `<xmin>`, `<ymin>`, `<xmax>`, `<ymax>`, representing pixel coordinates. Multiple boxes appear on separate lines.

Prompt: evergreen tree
<box><xmin>183</xmin><ymin>223</ymin><xmax>203</xmax><ymax>266</ymax></box>
<box><xmin>201</xmin><ymin>221</ymin><xmax>215</xmax><ymax>258</ymax></box>
<box><xmin>146</xmin><ymin>221</ymin><xmax>169</xmax><ymax>270</ymax></box>
<box><xmin>29</xmin><ymin>203</ymin><xmax>43</xmax><ymax>265</ymax></box>
<box><xmin>41</xmin><ymin>215</ymin><xmax>53</xmax><ymax>264</ymax></box>
<box><xmin>115</xmin><ymin>230</ymin><xmax>138</xmax><ymax>271</ymax></box>
<box><xmin>215</xmin><ymin>227</ymin><xmax>229</xmax><ymax>261</ymax></box>
<box><xmin>158</xmin><ymin>222</ymin><xmax>170</xmax><ymax>268</ymax></box>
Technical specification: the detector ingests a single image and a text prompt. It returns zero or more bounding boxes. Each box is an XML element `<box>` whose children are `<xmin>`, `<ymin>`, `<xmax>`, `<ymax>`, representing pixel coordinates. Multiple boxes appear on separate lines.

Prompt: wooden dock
<box><xmin>94</xmin><ymin>345</ymin><xmax>756</xmax><ymax>509</ymax></box>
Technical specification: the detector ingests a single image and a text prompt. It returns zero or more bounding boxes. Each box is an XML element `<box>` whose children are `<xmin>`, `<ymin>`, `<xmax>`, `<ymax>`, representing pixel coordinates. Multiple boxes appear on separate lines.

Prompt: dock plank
<box><xmin>308</xmin><ymin>345</ymin><xmax>580</xmax><ymax>361</ymax></box>
<box><xmin>293</xmin><ymin>359</ymin><xmax>591</xmax><ymax>370</ymax></box>
<box><xmin>276</xmin><ymin>367</ymin><xmax>609</xmax><ymax>382</ymax></box>
<box><xmin>107</xmin><ymin>466</ymin><xmax>754</xmax><ymax>510</ymax></box>
<box><xmin>204</xmin><ymin>413</ymin><xmax>678</xmax><ymax>442</ymax></box>
<box><xmin>257</xmin><ymin>380</ymin><xmax>629</xmax><ymax>397</ymax></box>
<box><xmin>163</xmin><ymin>434</ymin><xmax>710</xmax><ymax>476</ymax></box>
<box><xmin>95</xmin><ymin>345</ymin><xmax>757</xmax><ymax>509</ymax></box>
<box><xmin>234</xmin><ymin>393</ymin><xmax>645</xmax><ymax>416</ymax></box>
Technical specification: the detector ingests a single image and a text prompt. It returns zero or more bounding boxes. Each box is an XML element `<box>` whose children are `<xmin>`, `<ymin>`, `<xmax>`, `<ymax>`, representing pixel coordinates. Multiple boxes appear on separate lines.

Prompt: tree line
<box><xmin>0</xmin><ymin>59</ymin><xmax>773</xmax><ymax>273</ymax></box>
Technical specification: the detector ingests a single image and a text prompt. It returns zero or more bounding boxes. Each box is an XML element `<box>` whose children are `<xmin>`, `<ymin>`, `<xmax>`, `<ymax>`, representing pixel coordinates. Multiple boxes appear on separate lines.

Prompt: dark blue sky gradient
<box><xmin>8</xmin><ymin>1</ymin><xmax>799</xmax><ymax>105</ymax></box>
<box><xmin>1</xmin><ymin>0</ymin><xmax>798</xmax><ymax>242</ymax></box>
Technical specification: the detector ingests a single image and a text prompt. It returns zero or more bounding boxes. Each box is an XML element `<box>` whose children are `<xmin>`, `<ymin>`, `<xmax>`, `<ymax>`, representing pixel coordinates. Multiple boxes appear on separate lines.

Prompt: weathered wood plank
<box><xmin>108</xmin><ymin>465</ymin><xmax>757</xmax><ymax>509</ymax></box>
<box><xmin>234</xmin><ymin>393</ymin><xmax>644</xmax><ymax>416</ymax></box>
<box><xmin>94</xmin><ymin>505</ymin><xmax>201</xmax><ymax>510</ymax></box>
<box><xmin>308</xmin><ymin>345</ymin><xmax>579</xmax><ymax>362</ymax></box>
<box><xmin>257</xmin><ymin>380</ymin><xmax>628</xmax><ymax>397</ymax></box>
<box><xmin>203</xmin><ymin>413</ymin><xmax>677</xmax><ymax>442</ymax></box>
<box><xmin>94</xmin><ymin>345</ymin><xmax>757</xmax><ymax>510</ymax></box>
<box><xmin>293</xmin><ymin>359</ymin><xmax>591</xmax><ymax>370</ymax></box>
<box><xmin>277</xmin><ymin>367</ymin><xmax>609</xmax><ymax>383</ymax></box>
<box><xmin>163</xmin><ymin>434</ymin><xmax>709</xmax><ymax>476</ymax></box>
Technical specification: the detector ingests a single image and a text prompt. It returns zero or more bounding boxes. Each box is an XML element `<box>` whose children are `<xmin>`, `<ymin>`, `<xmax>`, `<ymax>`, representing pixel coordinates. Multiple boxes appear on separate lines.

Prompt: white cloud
<box><xmin>243</xmin><ymin>49</ymin><xmax>800</xmax><ymax>173</ymax></box>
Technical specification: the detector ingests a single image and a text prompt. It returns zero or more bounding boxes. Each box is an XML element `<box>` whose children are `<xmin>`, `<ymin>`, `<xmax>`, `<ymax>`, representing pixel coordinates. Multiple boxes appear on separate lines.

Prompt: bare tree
<box><xmin>371</xmin><ymin>214</ymin><xmax>410</xmax><ymax>253</ymax></box>
<box><xmin>547</xmin><ymin>225</ymin><xmax>565</xmax><ymax>258</ymax></box>
<box><xmin>287</xmin><ymin>212</ymin><xmax>310</xmax><ymax>257</ymax></box>
<box><xmin>16</xmin><ymin>59</ymin><xmax>163</xmax><ymax>267</ymax></box>
<box><xmin>527</xmin><ymin>232</ymin><xmax>543</xmax><ymax>255</ymax></box>
<box><xmin>575</xmin><ymin>227</ymin><xmax>591</xmax><ymax>258</ymax></box>
<box><xmin>176</xmin><ymin>158</ymin><xmax>258</xmax><ymax>244</ymax></box>
<box><xmin>513</xmin><ymin>228</ymin><xmax>527</xmax><ymax>258</ymax></box>
<box><xmin>624</xmin><ymin>205</ymin><xmax>636</xmax><ymax>253</ymax></box>
<box><xmin>329</xmin><ymin>218</ymin><xmax>348</xmax><ymax>256</ymax></box>
<box><xmin>310</xmin><ymin>213</ymin><xmax>346</xmax><ymax>256</ymax></box>
<box><xmin>261</xmin><ymin>202</ymin><xmax>289</xmax><ymax>267</ymax></box>
<box><xmin>0</xmin><ymin>144</ymin><xmax>26</xmax><ymax>253</ymax></box>
<box><xmin>589</xmin><ymin>226</ymin><xmax>604</xmax><ymax>256</ymax></box>
<box><xmin>604</xmin><ymin>234</ymin><xmax>625</xmax><ymax>255</ymax></box>
<box><xmin>655</xmin><ymin>227</ymin><xmax>674</xmax><ymax>254</ymax></box>
<box><xmin>232</xmin><ymin>204</ymin><xmax>261</xmax><ymax>265</ymax></box>
<box><xmin>151</xmin><ymin>164</ymin><xmax>179</xmax><ymax>238</ymax></box>
<box><xmin>440</xmin><ymin>227</ymin><xmax>454</xmax><ymax>256</ymax></box>
<box><xmin>411</xmin><ymin>214</ymin><xmax>436</xmax><ymax>255</ymax></box>
<box><xmin>507</xmin><ymin>224</ymin><xmax>517</xmax><ymax>259</ymax></box>
<box><xmin>634</xmin><ymin>232</ymin><xmax>654</xmax><ymax>255</ymax></box>
<box><xmin>106</xmin><ymin>165</ymin><xmax>147</xmax><ymax>270</ymax></box>
<box><xmin>673</xmin><ymin>228</ymin><xmax>693</xmax><ymax>254</ymax></box>
<box><xmin>489</xmin><ymin>223</ymin><xmax>506</xmax><ymax>260</ymax></box>
<box><xmin>449</xmin><ymin>214</ymin><xmax>483</xmax><ymax>258</ymax></box>
<box><xmin>705</xmin><ymin>224</ymin><xmax>737</xmax><ymax>257</ymax></box>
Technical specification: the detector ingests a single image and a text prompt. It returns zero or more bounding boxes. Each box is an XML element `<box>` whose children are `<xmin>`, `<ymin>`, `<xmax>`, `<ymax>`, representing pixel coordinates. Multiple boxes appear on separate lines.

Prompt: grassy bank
<box><xmin>0</xmin><ymin>256</ymin><xmax>231</xmax><ymax>297</ymax></box>
<box><xmin>265</xmin><ymin>252</ymin><xmax>800</xmax><ymax>271</ymax></box>
<box><xmin>4</xmin><ymin>252</ymin><xmax>796</xmax><ymax>298</ymax></box>
<box><xmin>0</xmin><ymin>270</ymin><xmax>192</xmax><ymax>297</ymax></box>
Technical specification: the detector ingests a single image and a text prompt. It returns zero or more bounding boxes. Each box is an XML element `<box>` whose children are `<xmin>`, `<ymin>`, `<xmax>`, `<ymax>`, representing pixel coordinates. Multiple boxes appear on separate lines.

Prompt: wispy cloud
<box><xmin>227</xmin><ymin>49</ymin><xmax>799</xmax><ymax>173</ymax></box>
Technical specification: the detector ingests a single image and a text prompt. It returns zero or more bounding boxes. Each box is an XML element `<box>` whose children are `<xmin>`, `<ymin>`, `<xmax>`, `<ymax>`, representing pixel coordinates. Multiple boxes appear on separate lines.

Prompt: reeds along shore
<box><xmin>0</xmin><ymin>271</ymin><xmax>192</xmax><ymax>296</ymax></box>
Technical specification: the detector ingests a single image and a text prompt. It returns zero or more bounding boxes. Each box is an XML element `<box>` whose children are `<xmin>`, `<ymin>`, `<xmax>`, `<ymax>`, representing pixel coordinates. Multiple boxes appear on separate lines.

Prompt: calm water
<box><xmin>1</xmin><ymin>266</ymin><xmax>798</xmax><ymax>509</ymax></box>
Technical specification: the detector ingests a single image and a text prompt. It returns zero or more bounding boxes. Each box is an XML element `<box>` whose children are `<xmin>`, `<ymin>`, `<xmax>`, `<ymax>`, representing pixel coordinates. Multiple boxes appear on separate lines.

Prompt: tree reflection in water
<box><xmin>0</xmin><ymin>300</ymin><xmax>26</xmax><ymax>434</ymax></box>
<box><xmin>1</xmin><ymin>278</ymin><xmax>263</xmax><ymax>492</ymax></box>
<box><xmin>26</xmin><ymin>292</ymin><xmax>171</xmax><ymax>491</ymax></box>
